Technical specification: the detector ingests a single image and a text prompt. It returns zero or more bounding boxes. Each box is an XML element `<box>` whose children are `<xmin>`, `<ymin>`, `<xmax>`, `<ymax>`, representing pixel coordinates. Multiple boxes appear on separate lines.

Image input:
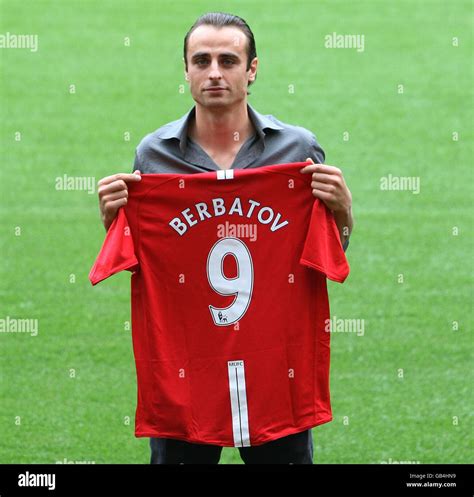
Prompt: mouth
<box><xmin>204</xmin><ymin>87</ymin><xmax>227</xmax><ymax>92</ymax></box>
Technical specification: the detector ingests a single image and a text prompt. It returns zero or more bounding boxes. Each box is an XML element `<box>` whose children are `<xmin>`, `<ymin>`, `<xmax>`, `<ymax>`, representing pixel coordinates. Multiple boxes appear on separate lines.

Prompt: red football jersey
<box><xmin>89</xmin><ymin>161</ymin><xmax>349</xmax><ymax>446</ymax></box>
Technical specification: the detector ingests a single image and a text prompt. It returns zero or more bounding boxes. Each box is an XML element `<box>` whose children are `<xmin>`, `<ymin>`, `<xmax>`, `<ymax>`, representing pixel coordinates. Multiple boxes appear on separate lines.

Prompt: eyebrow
<box><xmin>191</xmin><ymin>51</ymin><xmax>241</xmax><ymax>61</ymax></box>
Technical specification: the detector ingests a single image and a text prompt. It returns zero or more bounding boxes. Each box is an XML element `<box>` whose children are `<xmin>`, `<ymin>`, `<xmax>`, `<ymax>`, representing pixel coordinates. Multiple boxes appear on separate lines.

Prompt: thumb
<box><xmin>134</xmin><ymin>170</ymin><xmax>141</xmax><ymax>176</ymax></box>
<box><xmin>305</xmin><ymin>157</ymin><xmax>315</xmax><ymax>164</ymax></box>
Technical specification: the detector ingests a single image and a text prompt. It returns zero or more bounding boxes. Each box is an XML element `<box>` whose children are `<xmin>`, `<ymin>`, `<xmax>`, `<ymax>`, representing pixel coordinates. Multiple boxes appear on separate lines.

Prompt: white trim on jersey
<box><xmin>227</xmin><ymin>360</ymin><xmax>250</xmax><ymax>447</ymax></box>
<box><xmin>217</xmin><ymin>170</ymin><xmax>235</xmax><ymax>180</ymax></box>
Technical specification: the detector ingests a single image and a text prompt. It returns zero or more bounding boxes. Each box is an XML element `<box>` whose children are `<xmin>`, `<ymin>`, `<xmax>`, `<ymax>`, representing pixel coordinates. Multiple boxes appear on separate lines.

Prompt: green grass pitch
<box><xmin>0</xmin><ymin>0</ymin><xmax>472</xmax><ymax>464</ymax></box>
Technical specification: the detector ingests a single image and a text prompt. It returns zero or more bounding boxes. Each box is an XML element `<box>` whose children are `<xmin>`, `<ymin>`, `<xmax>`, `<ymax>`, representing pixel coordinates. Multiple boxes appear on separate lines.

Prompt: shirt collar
<box><xmin>158</xmin><ymin>103</ymin><xmax>283</xmax><ymax>153</ymax></box>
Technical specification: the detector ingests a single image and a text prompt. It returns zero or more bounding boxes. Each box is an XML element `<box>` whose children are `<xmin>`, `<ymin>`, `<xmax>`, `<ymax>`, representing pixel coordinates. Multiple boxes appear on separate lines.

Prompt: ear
<box><xmin>248</xmin><ymin>57</ymin><xmax>258</xmax><ymax>82</ymax></box>
<box><xmin>183</xmin><ymin>57</ymin><xmax>189</xmax><ymax>81</ymax></box>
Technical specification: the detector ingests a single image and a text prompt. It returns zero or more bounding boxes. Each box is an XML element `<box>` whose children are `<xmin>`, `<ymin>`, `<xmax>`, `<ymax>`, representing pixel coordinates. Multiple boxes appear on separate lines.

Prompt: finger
<box><xmin>311</xmin><ymin>189</ymin><xmax>332</xmax><ymax>202</ymax></box>
<box><xmin>300</xmin><ymin>164</ymin><xmax>319</xmax><ymax>174</ymax></box>
<box><xmin>312</xmin><ymin>172</ymin><xmax>342</xmax><ymax>185</ymax></box>
<box><xmin>300</xmin><ymin>160</ymin><xmax>341</xmax><ymax>175</ymax></box>
<box><xmin>101</xmin><ymin>190</ymin><xmax>128</xmax><ymax>205</ymax></box>
<box><xmin>311</xmin><ymin>181</ymin><xmax>335</xmax><ymax>193</ymax></box>
<box><xmin>105</xmin><ymin>197</ymin><xmax>128</xmax><ymax>212</ymax></box>
<box><xmin>302</xmin><ymin>164</ymin><xmax>342</xmax><ymax>175</ymax></box>
<box><xmin>300</xmin><ymin>157</ymin><xmax>316</xmax><ymax>173</ymax></box>
<box><xmin>98</xmin><ymin>172</ymin><xmax>142</xmax><ymax>187</ymax></box>
<box><xmin>98</xmin><ymin>179</ymin><xmax>128</xmax><ymax>196</ymax></box>
<box><xmin>312</xmin><ymin>164</ymin><xmax>342</xmax><ymax>175</ymax></box>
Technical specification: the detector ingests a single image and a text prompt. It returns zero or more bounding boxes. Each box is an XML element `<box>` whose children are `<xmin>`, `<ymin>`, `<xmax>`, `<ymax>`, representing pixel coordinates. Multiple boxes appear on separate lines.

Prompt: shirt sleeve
<box><xmin>89</xmin><ymin>208</ymin><xmax>139</xmax><ymax>286</ymax></box>
<box><xmin>307</xmin><ymin>132</ymin><xmax>325</xmax><ymax>164</ymax></box>
<box><xmin>133</xmin><ymin>149</ymin><xmax>142</xmax><ymax>172</ymax></box>
<box><xmin>300</xmin><ymin>198</ymin><xmax>350</xmax><ymax>283</ymax></box>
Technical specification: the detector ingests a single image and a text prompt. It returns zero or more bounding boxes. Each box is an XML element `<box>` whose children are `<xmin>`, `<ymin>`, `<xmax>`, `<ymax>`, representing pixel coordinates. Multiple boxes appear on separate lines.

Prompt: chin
<box><xmin>193</xmin><ymin>93</ymin><xmax>243</xmax><ymax>109</ymax></box>
<box><xmin>204</xmin><ymin>101</ymin><xmax>232</xmax><ymax>109</ymax></box>
<box><xmin>201</xmin><ymin>95</ymin><xmax>231</xmax><ymax>106</ymax></box>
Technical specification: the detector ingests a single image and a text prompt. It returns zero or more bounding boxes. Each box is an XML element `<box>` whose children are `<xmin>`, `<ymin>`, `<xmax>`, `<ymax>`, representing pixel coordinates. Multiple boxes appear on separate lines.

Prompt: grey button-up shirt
<box><xmin>132</xmin><ymin>104</ymin><xmax>349</xmax><ymax>250</ymax></box>
<box><xmin>133</xmin><ymin>103</ymin><xmax>325</xmax><ymax>174</ymax></box>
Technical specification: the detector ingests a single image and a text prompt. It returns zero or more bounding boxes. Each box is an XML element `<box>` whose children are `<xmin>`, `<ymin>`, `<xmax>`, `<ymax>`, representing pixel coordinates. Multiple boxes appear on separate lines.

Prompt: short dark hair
<box><xmin>183</xmin><ymin>12</ymin><xmax>257</xmax><ymax>87</ymax></box>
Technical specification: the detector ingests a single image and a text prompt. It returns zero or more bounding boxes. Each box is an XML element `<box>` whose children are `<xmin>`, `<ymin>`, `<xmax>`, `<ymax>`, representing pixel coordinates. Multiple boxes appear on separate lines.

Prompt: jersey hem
<box><xmin>90</xmin><ymin>260</ymin><xmax>137</xmax><ymax>285</ymax></box>
<box><xmin>300</xmin><ymin>258</ymin><xmax>347</xmax><ymax>283</ymax></box>
<box><xmin>134</xmin><ymin>416</ymin><xmax>333</xmax><ymax>447</ymax></box>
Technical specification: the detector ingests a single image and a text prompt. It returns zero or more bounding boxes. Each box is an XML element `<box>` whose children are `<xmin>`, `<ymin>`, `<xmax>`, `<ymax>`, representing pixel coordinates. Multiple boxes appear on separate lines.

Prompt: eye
<box><xmin>223</xmin><ymin>59</ymin><xmax>235</xmax><ymax>65</ymax></box>
<box><xmin>196</xmin><ymin>59</ymin><xmax>209</xmax><ymax>66</ymax></box>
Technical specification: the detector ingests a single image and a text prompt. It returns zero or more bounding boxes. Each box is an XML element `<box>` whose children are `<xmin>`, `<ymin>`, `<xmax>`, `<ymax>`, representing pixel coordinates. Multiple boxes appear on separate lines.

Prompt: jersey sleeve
<box><xmin>89</xmin><ymin>208</ymin><xmax>139</xmax><ymax>286</ymax></box>
<box><xmin>300</xmin><ymin>199</ymin><xmax>350</xmax><ymax>283</ymax></box>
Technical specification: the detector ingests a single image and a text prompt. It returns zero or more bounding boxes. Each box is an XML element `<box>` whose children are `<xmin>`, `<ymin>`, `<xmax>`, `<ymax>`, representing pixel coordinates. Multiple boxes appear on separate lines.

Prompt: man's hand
<box><xmin>301</xmin><ymin>158</ymin><xmax>353</xmax><ymax>247</ymax></box>
<box><xmin>97</xmin><ymin>171</ymin><xmax>142</xmax><ymax>231</ymax></box>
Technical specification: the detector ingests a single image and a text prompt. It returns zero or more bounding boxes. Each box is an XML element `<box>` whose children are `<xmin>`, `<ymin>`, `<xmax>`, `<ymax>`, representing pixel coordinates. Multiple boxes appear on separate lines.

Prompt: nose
<box><xmin>208</xmin><ymin>60</ymin><xmax>222</xmax><ymax>80</ymax></box>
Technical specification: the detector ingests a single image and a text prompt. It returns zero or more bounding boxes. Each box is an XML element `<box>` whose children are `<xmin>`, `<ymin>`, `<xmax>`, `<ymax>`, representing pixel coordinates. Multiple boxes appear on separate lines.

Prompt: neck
<box><xmin>189</xmin><ymin>101</ymin><xmax>254</xmax><ymax>150</ymax></box>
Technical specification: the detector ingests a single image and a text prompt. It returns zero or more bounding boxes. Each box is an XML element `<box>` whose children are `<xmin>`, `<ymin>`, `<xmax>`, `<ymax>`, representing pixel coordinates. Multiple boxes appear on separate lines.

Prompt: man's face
<box><xmin>185</xmin><ymin>25</ymin><xmax>258</xmax><ymax>109</ymax></box>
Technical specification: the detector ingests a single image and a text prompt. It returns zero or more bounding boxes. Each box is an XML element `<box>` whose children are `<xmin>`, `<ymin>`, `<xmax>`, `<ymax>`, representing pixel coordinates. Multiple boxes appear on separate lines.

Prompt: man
<box><xmin>97</xmin><ymin>12</ymin><xmax>353</xmax><ymax>464</ymax></box>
